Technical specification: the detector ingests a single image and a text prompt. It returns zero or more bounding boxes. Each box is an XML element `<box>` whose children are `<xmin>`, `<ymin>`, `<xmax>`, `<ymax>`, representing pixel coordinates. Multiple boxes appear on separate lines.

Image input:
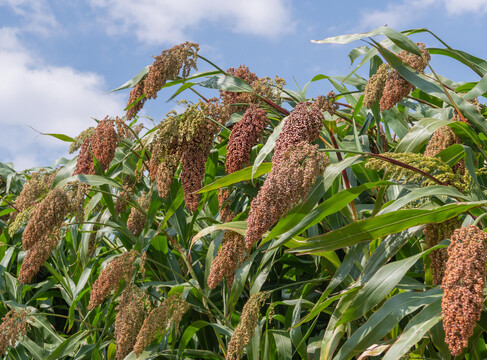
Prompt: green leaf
<box><xmin>198</xmin><ymin>163</ymin><xmax>272</xmax><ymax>193</ymax></box>
<box><xmin>271</xmin><ymin>330</ymin><xmax>293</xmax><ymax>360</ymax></box>
<box><xmin>197</xmin><ymin>74</ymin><xmax>253</xmax><ymax>92</ymax></box>
<box><xmin>395</xmin><ymin>118</ymin><xmax>449</xmax><ymax>153</ymax></box>
<box><xmin>266</xmin><ymin>181</ymin><xmax>391</xmax><ymax>248</ymax></box>
<box><xmin>377</xmin><ymin>185</ymin><xmax>469</xmax><ymax>215</ymax></box>
<box><xmin>335</xmin><ymin>247</ymin><xmax>437</xmax><ymax>326</ymax></box>
<box><xmin>373</xmin><ymin>41</ymin><xmax>487</xmax><ymax>137</ymax></box>
<box><xmin>42</xmin><ymin>133</ymin><xmax>76</xmax><ymax>143</ymax></box>
<box><xmin>108</xmin><ymin>65</ymin><xmax>150</xmax><ymax>92</ymax></box>
<box><xmin>46</xmin><ymin>331</ymin><xmax>90</xmax><ymax>360</ymax></box>
<box><xmin>191</xmin><ymin>221</ymin><xmax>247</xmax><ymax>243</ymax></box>
<box><xmin>252</xmin><ymin>117</ymin><xmax>287</xmax><ymax>179</ymax></box>
<box><xmin>465</xmin><ymin>72</ymin><xmax>487</xmax><ymax>100</ymax></box>
<box><xmin>323</xmin><ymin>155</ymin><xmax>365</xmax><ymax>190</ymax></box>
<box><xmin>289</xmin><ymin>201</ymin><xmax>487</xmax><ymax>254</ymax></box>
<box><xmin>382</xmin><ymin>299</ymin><xmax>443</xmax><ymax>360</ymax></box>
<box><xmin>178</xmin><ymin>320</ymin><xmax>232</xmax><ymax>359</ymax></box>
<box><xmin>56</xmin><ymin>174</ymin><xmax>122</xmax><ymax>189</ymax></box>
<box><xmin>428</xmin><ymin>47</ymin><xmax>487</xmax><ymax>77</ymax></box>
<box><xmin>313</xmin><ymin>26</ymin><xmax>421</xmax><ymax>55</ymax></box>
<box><xmin>334</xmin><ymin>287</ymin><xmax>442</xmax><ymax>360</ymax></box>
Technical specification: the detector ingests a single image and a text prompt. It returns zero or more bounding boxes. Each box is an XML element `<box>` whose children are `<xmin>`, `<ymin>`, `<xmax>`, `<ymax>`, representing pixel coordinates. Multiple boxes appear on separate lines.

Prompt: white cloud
<box><xmin>358</xmin><ymin>0</ymin><xmax>487</xmax><ymax>31</ymax></box>
<box><xmin>89</xmin><ymin>0</ymin><xmax>295</xmax><ymax>45</ymax></box>
<box><xmin>0</xmin><ymin>0</ymin><xmax>59</xmax><ymax>35</ymax></box>
<box><xmin>358</xmin><ymin>0</ymin><xmax>436</xmax><ymax>30</ymax></box>
<box><xmin>0</xmin><ymin>27</ymin><xmax>125</xmax><ymax>170</ymax></box>
<box><xmin>441</xmin><ymin>0</ymin><xmax>487</xmax><ymax>14</ymax></box>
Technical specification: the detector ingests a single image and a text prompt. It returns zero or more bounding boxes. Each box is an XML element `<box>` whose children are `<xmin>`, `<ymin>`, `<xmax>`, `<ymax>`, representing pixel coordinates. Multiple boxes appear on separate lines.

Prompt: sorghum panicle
<box><xmin>441</xmin><ymin>225</ymin><xmax>487</xmax><ymax>356</ymax></box>
<box><xmin>8</xmin><ymin>208</ymin><xmax>32</xmax><ymax>237</ymax></box>
<box><xmin>220</xmin><ymin>65</ymin><xmax>259</xmax><ymax>113</ymax></box>
<box><xmin>314</xmin><ymin>91</ymin><xmax>339</xmax><ymax>115</ymax></box>
<box><xmin>155</xmin><ymin>153</ymin><xmax>180</xmax><ymax>198</ymax></box>
<box><xmin>69</xmin><ymin>127</ymin><xmax>95</xmax><ymax>154</ymax></box>
<box><xmin>380</xmin><ymin>43</ymin><xmax>430</xmax><ymax>111</ymax></box>
<box><xmin>225</xmin><ymin>105</ymin><xmax>268</xmax><ymax>174</ymax></box>
<box><xmin>21</xmin><ymin>187</ymin><xmax>69</xmax><ymax>251</ymax></box>
<box><xmin>207</xmin><ymin>231</ymin><xmax>245</xmax><ymax>289</ymax></box>
<box><xmin>369</xmin><ymin>125</ymin><xmax>389</xmax><ymax>154</ymax></box>
<box><xmin>218</xmin><ymin>188</ymin><xmax>235</xmax><ymax>223</ymax></box>
<box><xmin>0</xmin><ymin>309</ymin><xmax>30</xmax><ymax>356</ymax></box>
<box><xmin>126</xmin><ymin>77</ymin><xmax>147</xmax><ymax>121</ymax></box>
<box><xmin>91</xmin><ymin>117</ymin><xmax>119</xmax><ymax>170</ymax></box>
<box><xmin>133</xmin><ymin>294</ymin><xmax>190</xmax><ymax>356</ymax></box>
<box><xmin>424</xmin><ymin>126</ymin><xmax>461</xmax><ymax>158</ymax></box>
<box><xmin>363</xmin><ymin>63</ymin><xmax>389</xmax><ymax>108</ymax></box>
<box><xmin>365</xmin><ymin>152</ymin><xmax>466</xmax><ymax>190</ymax></box>
<box><xmin>226</xmin><ymin>292</ymin><xmax>269</xmax><ymax>360</ymax></box>
<box><xmin>127</xmin><ymin>193</ymin><xmax>151</xmax><ymax>236</ymax></box>
<box><xmin>272</xmin><ymin>101</ymin><xmax>324</xmax><ymax>165</ymax></box>
<box><xmin>245</xmin><ymin>142</ymin><xmax>328</xmax><ymax>250</ymax></box>
<box><xmin>251</xmin><ymin>76</ymin><xmax>285</xmax><ymax>105</ymax></box>
<box><xmin>144</xmin><ymin>42</ymin><xmax>199</xmax><ymax>101</ymax></box>
<box><xmin>11</xmin><ymin>171</ymin><xmax>53</xmax><ymax>221</ymax></box>
<box><xmin>424</xmin><ymin>219</ymin><xmax>460</xmax><ymax>285</ymax></box>
<box><xmin>115</xmin><ymin>286</ymin><xmax>150</xmax><ymax>360</ymax></box>
<box><xmin>73</xmin><ymin>137</ymin><xmax>95</xmax><ymax>175</ymax></box>
<box><xmin>179</xmin><ymin>100</ymin><xmax>223</xmax><ymax>211</ymax></box>
<box><xmin>88</xmin><ymin>250</ymin><xmax>139</xmax><ymax>310</ymax></box>
<box><xmin>115</xmin><ymin>177</ymin><xmax>135</xmax><ymax>215</ymax></box>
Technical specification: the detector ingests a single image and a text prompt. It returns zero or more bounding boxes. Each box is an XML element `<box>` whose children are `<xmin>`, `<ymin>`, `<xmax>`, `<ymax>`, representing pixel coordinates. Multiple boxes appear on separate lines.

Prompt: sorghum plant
<box><xmin>2</xmin><ymin>27</ymin><xmax>487</xmax><ymax>360</ymax></box>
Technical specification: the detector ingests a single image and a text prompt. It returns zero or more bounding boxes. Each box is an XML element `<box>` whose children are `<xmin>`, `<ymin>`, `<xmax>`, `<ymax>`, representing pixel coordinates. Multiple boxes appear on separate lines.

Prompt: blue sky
<box><xmin>1</xmin><ymin>0</ymin><xmax>487</xmax><ymax>170</ymax></box>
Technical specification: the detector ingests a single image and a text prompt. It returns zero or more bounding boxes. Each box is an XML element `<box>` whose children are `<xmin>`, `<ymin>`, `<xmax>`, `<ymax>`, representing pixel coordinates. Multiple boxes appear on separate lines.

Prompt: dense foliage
<box><xmin>1</xmin><ymin>26</ymin><xmax>487</xmax><ymax>359</ymax></box>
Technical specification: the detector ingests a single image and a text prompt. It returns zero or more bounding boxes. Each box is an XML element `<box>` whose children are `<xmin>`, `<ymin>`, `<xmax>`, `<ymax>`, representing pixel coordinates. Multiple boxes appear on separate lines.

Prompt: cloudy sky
<box><xmin>1</xmin><ymin>0</ymin><xmax>487</xmax><ymax>170</ymax></box>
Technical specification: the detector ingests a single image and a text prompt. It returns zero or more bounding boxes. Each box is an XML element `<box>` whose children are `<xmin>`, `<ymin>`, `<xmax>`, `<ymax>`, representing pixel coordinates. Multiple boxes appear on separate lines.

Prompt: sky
<box><xmin>1</xmin><ymin>0</ymin><xmax>487</xmax><ymax>170</ymax></box>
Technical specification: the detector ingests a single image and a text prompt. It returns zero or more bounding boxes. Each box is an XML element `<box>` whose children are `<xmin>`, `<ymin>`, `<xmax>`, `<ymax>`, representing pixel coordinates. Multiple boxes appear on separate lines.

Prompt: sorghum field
<box><xmin>2</xmin><ymin>26</ymin><xmax>487</xmax><ymax>359</ymax></box>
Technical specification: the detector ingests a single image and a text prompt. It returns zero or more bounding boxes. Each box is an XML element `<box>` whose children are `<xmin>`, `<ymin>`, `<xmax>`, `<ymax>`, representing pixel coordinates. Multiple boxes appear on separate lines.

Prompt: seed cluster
<box><xmin>368</xmin><ymin>125</ymin><xmax>389</xmax><ymax>154</ymax></box>
<box><xmin>126</xmin><ymin>77</ymin><xmax>147</xmax><ymax>121</ymax></box>
<box><xmin>88</xmin><ymin>250</ymin><xmax>139</xmax><ymax>309</ymax></box>
<box><xmin>363</xmin><ymin>64</ymin><xmax>389</xmax><ymax>108</ymax></box>
<box><xmin>114</xmin><ymin>177</ymin><xmax>135</xmax><ymax>215</ymax></box>
<box><xmin>74</xmin><ymin>118</ymin><xmax>119</xmax><ymax>175</ymax></box>
<box><xmin>10</xmin><ymin>171</ymin><xmax>54</xmax><ymax>221</ymax></box>
<box><xmin>8</xmin><ymin>208</ymin><xmax>32</xmax><ymax>237</ymax></box>
<box><xmin>424</xmin><ymin>126</ymin><xmax>465</xmax><ymax>174</ymax></box>
<box><xmin>19</xmin><ymin>187</ymin><xmax>70</xmax><ymax>284</ymax></box>
<box><xmin>127</xmin><ymin>193</ymin><xmax>151</xmax><ymax>236</ymax></box>
<box><xmin>208</xmin><ymin>231</ymin><xmax>245</xmax><ymax>289</ymax></box>
<box><xmin>127</xmin><ymin>41</ymin><xmax>200</xmax><ymax>120</ymax></box>
<box><xmin>272</xmin><ymin>101</ymin><xmax>324</xmax><ymax>165</ymax></box>
<box><xmin>380</xmin><ymin>43</ymin><xmax>430</xmax><ymax>111</ymax></box>
<box><xmin>150</xmin><ymin>100</ymin><xmax>227</xmax><ymax>211</ymax></box>
<box><xmin>218</xmin><ymin>188</ymin><xmax>235</xmax><ymax>223</ymax></box>
<box><xmin>69</xmin><ymin>127</ymin><xmax>95</xmax><ymax>154</ymax></box>
<box><xmin>226</xmin><ymin>105</ymin><xmax>268</xmax><ymax>174</ymax></box>
<box><xmin>133</xmin><ymin>294</ymin><xmax>190</xmax><ymax>356</ymax></box>
<box><xmin>245</xmin><ymin>142</ymin><xmax>328</xmax><ymax>250</ymax></box>
<box><xmin>423</xmin><ymin>219</ymin><xmax>459</xmax><ymax>285</ymax></box>
<box><xmin>115</xmin><ymin>286</ymin><xmax>150</xmax><ymax>360</ymax></box>
<box><xmin>365</xmin><ymin>152</ymin><xmax>466</xmax><ymax>190</ymax></box>
<box><xmin>144</xmin><ymin>42</ymin><xmax>199</xmax><ymax>101</ymax></box>
<box><xmin>226</xmin><ymin>292</ymin><xmax>269</xmax><ymax>360</ymax></box>
<box><xmin>441</xmin><ymin>225</ymin><xmax>487</xmax><ymax>356</ymax></box>
<box><xmin>0</xmin><ymin>309</ymin><xmax>30</xmax><ymax>356</ymax></box>
<box><xmin>220</xmin><ymin>65</ymin><xmax>259</xmax><ymax>113</ymax></box>
<box><xmin>314</xmin><ymin>91</ymin><xmax>339</xmax><ymax>115</ymax></box>
<box><xmin>220</xmin><ymin>65</ymin><xmax>285</xmax><ymax>114</ymax></box>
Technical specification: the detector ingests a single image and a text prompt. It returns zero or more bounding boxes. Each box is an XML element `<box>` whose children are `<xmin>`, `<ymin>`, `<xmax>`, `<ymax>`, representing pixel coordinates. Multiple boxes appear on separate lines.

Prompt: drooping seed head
<box><xmin>441</xmin><ymin>225</ymin><xmax>487</xmax><ymax>356</ymax></box>
<box><xmin>245</xmin><ymin>142</ymin><xmax>328</xmax><ymax>250</ymax></box>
